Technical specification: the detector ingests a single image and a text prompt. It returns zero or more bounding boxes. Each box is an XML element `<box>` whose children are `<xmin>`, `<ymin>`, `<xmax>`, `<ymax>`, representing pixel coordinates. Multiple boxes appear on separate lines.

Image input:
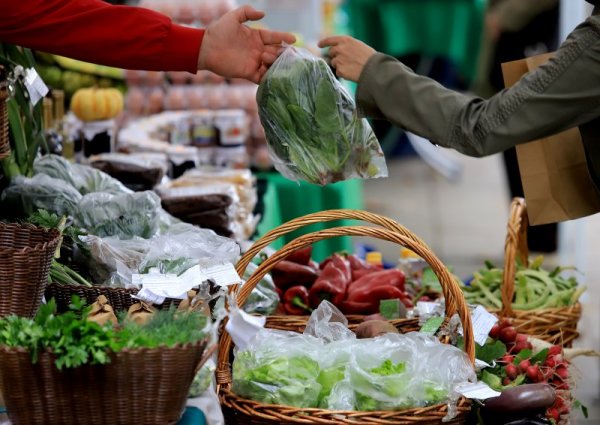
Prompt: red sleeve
<box><xmin>0</xmin><ymin>0</ymin><xmax>205</xmax><ymax>73</ymax></box>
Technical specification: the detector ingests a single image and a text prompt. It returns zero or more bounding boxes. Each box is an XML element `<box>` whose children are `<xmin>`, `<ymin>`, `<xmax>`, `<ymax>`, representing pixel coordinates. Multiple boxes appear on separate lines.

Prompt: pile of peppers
<box><xmin>270</xmin><ymin>247</ymin><xmax>413</xmax><ymax>315</ymax></box>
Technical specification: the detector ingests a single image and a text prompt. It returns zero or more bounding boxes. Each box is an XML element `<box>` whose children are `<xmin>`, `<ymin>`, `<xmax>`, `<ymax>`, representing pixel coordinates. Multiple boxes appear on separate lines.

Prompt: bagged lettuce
<box><xmin>257</xmin><ymin>46</ymin><xmax>387</xmax><ymax>185</ymax></box>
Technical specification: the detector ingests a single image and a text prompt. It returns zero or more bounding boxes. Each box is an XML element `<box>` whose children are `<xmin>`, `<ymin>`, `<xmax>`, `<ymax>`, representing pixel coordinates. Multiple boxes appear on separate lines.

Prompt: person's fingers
<box><xmin>319</xmin><ymin>36</ymin><xmax>345</xmax><ymax>48</ymax></box>
<box><xmin>263</xmin><ymin>45</ymin><xmax>280</xmax><ymax>55</ymax></box>
<box><xmin>262</xmin><ymin>51</ymin><xmax>278</xmax><ymax>65</ymax></box>
<box><xmin>328</xmin><ymin>46</ymin><xmax>340</xmax><ymax>58</ymax></box>
<box><xmin>331</xmin><ymin>57</ymin><xmax>340</xmax><ymax>69</ymax></box>
<box><xmin>236</xmin><ymin>5</ymin><xmax>265</xmax><ymax>23</ymax></box>
<box><xmin>260</xmin><ymin>29</ymin><xmax>296</xmax><ymax>45</ymax></box>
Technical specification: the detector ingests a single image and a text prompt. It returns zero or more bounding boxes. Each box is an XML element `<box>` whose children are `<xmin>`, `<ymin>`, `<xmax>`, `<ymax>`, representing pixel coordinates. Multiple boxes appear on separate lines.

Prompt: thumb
<box><xmin>236</xmin><ymin>5</ymin><xmax>265</xmax><ymax>23</ymax></box>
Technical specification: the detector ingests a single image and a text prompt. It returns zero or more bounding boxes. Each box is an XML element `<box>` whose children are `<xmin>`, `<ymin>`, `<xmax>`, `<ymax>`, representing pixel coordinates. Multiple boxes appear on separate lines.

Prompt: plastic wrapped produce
<box><xmin>75</xmin><ymin>191</ymin><xmax>162</xmax><ymax>239</ymax></box>
<box><xmin>257</xmin><ymin>46</ymin><xmax>388</xmax><ymax>185</ymax></box>
<box><xmin>242</xmin><ymin>262</ymin><xmax>279</xmax><ymax>315</ymax></box>
<box><xmin>1</xmin><ymin>174</ymin><xmax>82</xmax><ymax>216</ymax></box>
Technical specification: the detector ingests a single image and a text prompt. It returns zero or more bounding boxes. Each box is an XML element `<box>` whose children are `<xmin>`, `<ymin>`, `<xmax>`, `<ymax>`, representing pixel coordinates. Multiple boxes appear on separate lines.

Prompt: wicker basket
<box><xmin>236</xmin><ymin>209</ymin><xmax>443</xmax><ymax>330</ymax></box>
<box><xmin>0</xmin><ymin>222</ymin><xmax>61</xmax><ymax>318</ymax></box>
<box><xmin>493</xmin><ymin>198</ymin><xmax>581</xmax><ymax>347</ymax></box>
<box><xmin>0</xmin><ymin>339</ymin><xmax>212</xmax><ymax>425</ymax></box>
<box><xmin>45</xmin><ymin>282</ymin><xmax>181</xmax><ymax>312</ymax></box>
<box><xmin>0</xmin><ymin>65</ymin><xmax>9</xmax><ymax>160</ymax></box>
<box><xmin>218</xmin><ymin>224</ymin><xmax>475</xmax><ymax>425</ymax></box>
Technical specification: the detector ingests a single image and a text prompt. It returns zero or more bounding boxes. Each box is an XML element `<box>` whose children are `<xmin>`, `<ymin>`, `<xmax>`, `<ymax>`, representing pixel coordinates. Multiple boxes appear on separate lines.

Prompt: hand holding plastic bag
<box><xmin>257</xmin><ymin>46</ymin><xmax>388</xmax><ymax>185</ymax></box>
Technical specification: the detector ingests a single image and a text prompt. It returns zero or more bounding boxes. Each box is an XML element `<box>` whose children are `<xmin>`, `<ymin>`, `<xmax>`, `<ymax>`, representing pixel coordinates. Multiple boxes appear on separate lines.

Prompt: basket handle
<box><xmin>217</xmin><ymin>225</ymin><xmax>475</xmax><ymax>390</ymax></box>
<box><xmin>236</xmin><ymin>209</ymin><xmax>428</xmax><ymax>277</ymax></box>
<box><xmin>501</xmin><ymin>198</ymin><xmax>529</xmax><ymax>317</ymax></box>
<box><xmin>235</xmin><ymin>209</ymin><xmax>454</xmax><ymax>319</ymax></box>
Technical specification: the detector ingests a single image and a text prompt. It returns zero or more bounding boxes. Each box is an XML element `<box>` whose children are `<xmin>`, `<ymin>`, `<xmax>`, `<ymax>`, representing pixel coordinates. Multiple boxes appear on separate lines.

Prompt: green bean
<box><xmin>472</xmin><ymin>280</ymin><xmax>503</xmax><ymax>309</ymax></box>
<box><xmin>512</xmin><ymin>286</ymin><xmax>550</xmax><ymax>310</ymax></box>
<box><xmin>518</xmin><ymin>270</ymin><xmax>558</xmax><ymax>294</ymax></box>
<box><xmin>570</xmin><ymin>285</ymin><xmax>587</xmax><ymax>305</ymax></box>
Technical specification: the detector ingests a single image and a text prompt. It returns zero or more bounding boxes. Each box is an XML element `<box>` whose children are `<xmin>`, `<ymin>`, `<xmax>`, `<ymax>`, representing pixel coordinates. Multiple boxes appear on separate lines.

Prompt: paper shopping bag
<box><xmin>501</xmin><ymin>53</ymin><xmax>600</xmax><ymax>225</ymax></box>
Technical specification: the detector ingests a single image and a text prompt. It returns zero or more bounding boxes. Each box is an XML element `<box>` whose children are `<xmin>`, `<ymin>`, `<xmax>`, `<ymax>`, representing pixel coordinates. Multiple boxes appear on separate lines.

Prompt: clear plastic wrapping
<box><xmin>1</xmin><ymin>174</ymin><xmax>82</xmax><ymax>216</ymax></box>
<box><xmin>75</xmin><ymin>191</ymin><xmax>162</xmax><ymax>239</ymax></box>
<box><xmin>242</xmin><ymin>262</ymin><xmax>279</xmax><ymax>315</ymax></box>
<box><xmin>232</xmin><ymin>302</ymin><xmax>475</xmax><ymax>414</ymax></box>
<box><xmin>256</xmin><ymin>46</ymin><xmax>388</xmax><ymax>185</ymax></box>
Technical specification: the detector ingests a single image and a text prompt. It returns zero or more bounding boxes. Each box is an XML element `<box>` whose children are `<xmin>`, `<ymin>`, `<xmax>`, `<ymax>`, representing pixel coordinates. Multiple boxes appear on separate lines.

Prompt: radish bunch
<box><xmin>489</xmin><ymin>319</ymin><xmax>573</xmax><ymax>424</ymax></box>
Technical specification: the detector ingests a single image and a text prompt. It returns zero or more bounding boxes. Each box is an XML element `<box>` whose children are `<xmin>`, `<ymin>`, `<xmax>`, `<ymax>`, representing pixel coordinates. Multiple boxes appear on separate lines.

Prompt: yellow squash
<box><xmin>70</xmin><ymin>87</ymin><xmax>124</xmax><ymax>121</ymax></box>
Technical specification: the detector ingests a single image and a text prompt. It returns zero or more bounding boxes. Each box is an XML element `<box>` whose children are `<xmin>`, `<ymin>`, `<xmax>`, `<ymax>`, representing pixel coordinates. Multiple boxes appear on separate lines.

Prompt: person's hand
<box><xmin>318</xmin><ymin>36</ymin><xmax>376</xmax><ymax>82</ymax></box>
<box><xmin>198</xmin><ymin>5</ymin><xmax>296</xmax><ymax>84</ymax></box>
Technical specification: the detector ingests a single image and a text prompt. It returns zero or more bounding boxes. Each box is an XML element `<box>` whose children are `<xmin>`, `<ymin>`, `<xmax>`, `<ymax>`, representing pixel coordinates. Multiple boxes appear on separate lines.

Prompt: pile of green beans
<box><xmin>461</xmin><ymin>256</ymin><xmax>585</xmax><ymax>310</ymax></box>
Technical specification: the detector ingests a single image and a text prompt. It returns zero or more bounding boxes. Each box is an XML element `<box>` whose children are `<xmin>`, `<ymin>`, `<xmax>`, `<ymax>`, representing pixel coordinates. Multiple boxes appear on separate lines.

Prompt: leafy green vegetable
<box><xmin>317</xmin><ymin>366</ymin><xmax>345</xmax><ymax>406</ymax></box>
<box><xmin>0</xmin><ymin>296</ymin><xmax>208</xmax><ymax>369</ymax></box>
<box><xmin>257</xmin><ymin>47</ymin><xmax>386</xmax><ymax>185</ymax></box>
<box><xmin>370</xmin><ymin>359</ymin><xmax>406</xmax><ymax>376</ymax></box>
<box><xmin>233</xmin><ymin>352</ymin><xmax>321</xmax><ymax>408</ymax></box>
<box><xmin>475</xmin><ymin>340</ymin><xmax>507</xmax><ymax>365</ymax></box>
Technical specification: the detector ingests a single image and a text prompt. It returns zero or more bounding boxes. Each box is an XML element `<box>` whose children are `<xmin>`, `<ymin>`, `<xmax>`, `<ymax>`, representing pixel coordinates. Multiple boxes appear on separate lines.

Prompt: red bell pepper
<box><xmin>283</xmin><ymin>246</ymin><xmax>313</xmax><ymax>266</ymax></box>
<box><xmin>283</xmin><ymin>285</ymin><xmax>312</xmax><ymax>315</ymax></box>
<box><xmin>309</xmin><ymin>254</ymin><xmax>352</xmax><ymax>308</ymax></box>
<box><xmin>271</xmin><ymin>260</ymin><xmax>319</xmax><ymax>289</ymax></box>
<box><xmin>347</xmin><ymin>254</ymin><xmax>382</xmax><ymax>281</ymax></box>
<box><xmin>339</xmin><ymin>300</ymin><xmax>378</xmax><ymax>315</ymax></box>
<box><xmin>347</xmin><ymin>286</ymin><xmax>406</xmax><ymax>305</ymax></box>
<box><xmin>347</xmin><ymin>269</ymin><xmax>406</xmax><ymax>296</ymax></box>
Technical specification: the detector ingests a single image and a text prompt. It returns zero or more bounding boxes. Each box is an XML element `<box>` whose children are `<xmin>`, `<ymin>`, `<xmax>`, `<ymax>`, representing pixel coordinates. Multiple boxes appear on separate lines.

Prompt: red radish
<box><xmin>554</xmin><ymin>381</ymin><xmax>570</xmax><ymax>390</ymax></box>
<box><xmin>527</xmin><ymin>365</ymin><xmax>540</xmax><ymax>381</ymax></box>
<box><xmin>518</xmin><ymin>359</ymin><xmax>531</xmax><ymax>373</ymax></box>
<box><xmin>501</xmin><ymin>354</ymin><xmax>514</xmax><ymax>364</ymax></box>
<box><xmin>489</xmin><ymin>324</ymin><xmax>501</xmax><ymax>339</ymax></box>
<box><xmin>545</xmin><ymin>357</ymin><xmax>557</xmax><ymax>368</ymax></box>
<box><xmin>541</xmin><ymin>366</ymin><xmax>554</xmax><ymax>381</ymax></box>
<box><xmin>513</xmin><ymin>340</ymin><xmax>530</xmax><ymax>353</ymax></box>
<box><xmin>499</xmin><ymin>327</ymin><xmax>518</xmax><ymax>344</ymax></box>
<box><xmin>548</xmin><ymin>346</ymin><xmax>562</xmax><ymax>356</ymax></box>
<box><xmin>526</xmin><ymin>342</ymin><xmax>533</xmax><ymax>350</ymax></box>
<box><xmin>555</xmin><ymin>366</ymin><xmax>569</xmax><ymax>380</ymax></box>
<box><xmin>536</xmin><ymin>371</ymin><xmax>544</xmax><ymax>383</ymax></box>
<box><xmin>547</xmin><ymin>407</ymin><xmax>560</xmax><ymax>422</ymax></box>
<box><xmin>516</xmin><ymin>333</ymin><xmax>528</xmax><ymax>343</ymax></box>
<box><xmin>505</xmin><ymin>363</ymin><xmax>518</xmax><ymax>380</ymax></box>
<box><xmin>499</xmin><ymin>318</ymin><xmax>513</xmax><ymax>329</ymax></box>
<box><xmin>502</xmin><ymin>377</ymin><xmax>512</xmax><ymax>386</ymax></box>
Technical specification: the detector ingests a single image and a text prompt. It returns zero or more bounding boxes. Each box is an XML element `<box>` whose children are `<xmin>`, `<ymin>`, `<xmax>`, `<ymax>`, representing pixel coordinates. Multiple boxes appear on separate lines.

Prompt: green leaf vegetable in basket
<box><xmin>257</xmin><ymin>46</ymin><xmax>388</xmax><ymax>185</ymax></box>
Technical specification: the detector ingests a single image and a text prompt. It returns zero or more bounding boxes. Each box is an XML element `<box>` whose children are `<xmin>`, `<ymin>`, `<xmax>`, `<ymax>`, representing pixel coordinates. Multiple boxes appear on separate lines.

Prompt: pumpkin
<box><xmin>70</xmin><ymin>87</ymin><xmax>124</xmax><ymax>121</ymax></box>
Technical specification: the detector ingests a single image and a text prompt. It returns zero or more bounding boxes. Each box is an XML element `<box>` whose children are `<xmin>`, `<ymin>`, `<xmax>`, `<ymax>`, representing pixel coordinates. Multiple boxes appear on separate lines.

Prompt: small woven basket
<box><xmin>492</xmin><ymin>198</ymin><xmax>581</xmax><ymax>347</ymax></box>
<box><xmin>0</xmin><ymin>65</ymin><xmax>9</xmax><ymax>160</ymax></box>
<box><xmin>0</xmin><ymin>339</ymin><xmax>212</xmax><ymax>425</ymax></box>
<box><xmin>45</xmin><ymin>282</ymin><xmax>181</xmax><ymax>312</ymax></box>
<box><xmin>0</xmin><ymin>222</ymin><xmax>61</xmax><ymax>318</ymax></box>
<box><xmin>235</xmin><ymin>209</ymin><xmax>439</xmax><ymax>330</ymax></box>
<box><xmin>218</xmin><ymin>223</ymin><xmax>475</xmax><ymax>425</ymax></box>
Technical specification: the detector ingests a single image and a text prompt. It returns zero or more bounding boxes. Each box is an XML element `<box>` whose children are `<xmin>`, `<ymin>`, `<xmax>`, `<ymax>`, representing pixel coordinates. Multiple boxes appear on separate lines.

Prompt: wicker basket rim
<box><xmin>47</xmin><ymin>281</ymin><xmax>139</xmax><ymax>293</ymax></box>
<box><xmin>0</xmin><ymin>224</ymin><xmax>61</xmax><ymax>254</ymax></box>
<box><xmin>489</xmin><ymin>302</ymin><xmax>582</xmax><ymax>314</ymax></box>
<box><xmin>0</xmin><ymin>337</ymin><xmax>210</xmax><ymax>357</ymax></box>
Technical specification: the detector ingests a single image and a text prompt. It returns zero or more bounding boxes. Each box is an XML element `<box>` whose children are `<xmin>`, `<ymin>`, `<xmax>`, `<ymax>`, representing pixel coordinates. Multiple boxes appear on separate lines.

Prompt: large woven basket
<box><xmin>45</xmin><ymin>282</ymin><xmax>181</xmax><ymax>312</ymax></box>
<box><xmin>0</xmin><ymin>222</ymin><xmax>61</xmax><ymax>318</ymax></box>
<box><xmin>0</xmin><ymin>65</ymin><xmax>9</xmax><ymax>160</ymax></box>
<box><xmin>0</xmin><ymin>339</ymin><xmax>212</xmax><ymax>425</ymax></box>
<box><xmin>218</xmin><ymin>224</ymin><xmax>475</xmax><ymax>425</ymax></box>
<box><xmin>493</xmin><ymin>198</ymin><xmax>581</xmax><ymax>347</ymax></box>
<box><xmin>236</xmin><ymin>209</ymin><xmax>439</xmax><ymax>331</ymax></box>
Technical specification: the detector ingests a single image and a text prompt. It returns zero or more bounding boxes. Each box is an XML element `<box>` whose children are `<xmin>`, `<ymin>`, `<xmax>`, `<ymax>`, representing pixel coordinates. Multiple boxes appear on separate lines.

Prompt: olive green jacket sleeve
<box><xmin>356</xmin><ymin>15</ymin><xmax>600</xmax><ymax>158</ymax></box>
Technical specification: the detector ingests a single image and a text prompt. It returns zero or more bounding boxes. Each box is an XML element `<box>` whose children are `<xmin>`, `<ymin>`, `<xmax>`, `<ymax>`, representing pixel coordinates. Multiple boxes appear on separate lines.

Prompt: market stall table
<box><xmin>345</xmin><ymin>0</ymin><xmax>486</xmax><ymax>82</ymax></box>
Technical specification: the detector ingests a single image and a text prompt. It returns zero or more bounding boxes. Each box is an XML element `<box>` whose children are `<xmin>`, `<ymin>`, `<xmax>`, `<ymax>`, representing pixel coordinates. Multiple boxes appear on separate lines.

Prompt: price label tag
<box><xmin>202</xmin><ymin>263</ymin><xmax>243</xmax><ymax>287</ymax></box>
<box><xmin>455</xmin><ymin>381</ymin><xmax>501</xmax><ymax>400</ymax></box>
<box><xmin>471</xmin><ymin>305</ymin><xmax>499</xmax><ymax>346</ymax></box>
<box><xmin>24</xmin><ymin>68</ymin><xmax>48</xmax><ymax>106</ymax></box>
<box><xmin>133</xmin><ymin>287</ymin><xmax>166</xmax><ymax>305</ymax></box>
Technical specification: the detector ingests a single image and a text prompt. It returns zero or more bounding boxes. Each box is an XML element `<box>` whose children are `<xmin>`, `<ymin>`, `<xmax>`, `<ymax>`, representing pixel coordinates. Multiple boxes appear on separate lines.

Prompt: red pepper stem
<box><xmin>292</xmin><ymin>296</ymin><xmax>312</xmax><ymax>312</ymax></box>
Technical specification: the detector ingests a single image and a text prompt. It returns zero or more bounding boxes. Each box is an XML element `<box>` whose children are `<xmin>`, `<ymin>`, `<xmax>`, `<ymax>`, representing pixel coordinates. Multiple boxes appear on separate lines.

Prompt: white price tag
<box><xmin>202</xmin><ymin>263</ymin><xmax>243</xmax><ymax>287</ymax></box>
<box><xmin>474</xmin><ymin>359</ymin><xmax>493</xmax><ymax>372</ymax></box>
<box><xmin>471</xmin><ymin>305</ymin><xmax>499</xmax><ymax>346</ymax></box>
<box><xmin>132</xmin><ymin>265</ymin><xmax>207</xmax><ymax>304</ymax></box>
<box><xmin>455</xmin><ymin>382</ymin><xmax>501</xmax><ymax>400</ymax></box>
<box><xmin>133</xmin><ymin>287</ymin><xmax>166</xmax><ymax>305</ymax></box>
<box><xmin>24</xmin><ymin>67</ymin><xmax>48</xmax><ymax>106</ymax></box>
<box><xmin>225</xmin><ymin>308</ymin><xmax>266</xmax><ymax>351</ymax></box>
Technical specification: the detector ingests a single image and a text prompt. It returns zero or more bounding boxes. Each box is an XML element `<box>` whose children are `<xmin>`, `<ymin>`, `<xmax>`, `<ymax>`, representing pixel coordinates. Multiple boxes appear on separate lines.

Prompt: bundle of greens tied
<box><xmin>257</xmin><ymin>46</ymin><xmax>388</xmax><ymax>185</ymax></box>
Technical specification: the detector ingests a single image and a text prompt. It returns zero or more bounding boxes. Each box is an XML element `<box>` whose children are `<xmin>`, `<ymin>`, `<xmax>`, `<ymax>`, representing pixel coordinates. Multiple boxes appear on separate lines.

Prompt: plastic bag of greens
<box><xmin>1</xmin><ymin>174</ymin><xmax>82</xmax><ymax>216</ymax></box>
<box><xmin>242</xmin><ymin>262</ymin><xmax>279</xmax><ymax>315</ymax></box>
<box><xmin>257</xmin><ymin>46</ymin><xmax>387</xmax><ymax>185</ymax></box>
<box><xmin>34</xmin><ymin>154</ymin><xmax>129</xmax><ymax>195</ymax></box>
<box><xmin>75</xmin><ymin>191</ymin><xmax>161</xmax><ymax>239</ymax></box>
<box><xmin>345</xmin><ymin>333</ymin><xmax>475</xmax><ymax>411</ymax></box>
<box><xmin>232</xmin><ymin>328</ymin><xmax>323</xmax><ymax>408</ymax></box>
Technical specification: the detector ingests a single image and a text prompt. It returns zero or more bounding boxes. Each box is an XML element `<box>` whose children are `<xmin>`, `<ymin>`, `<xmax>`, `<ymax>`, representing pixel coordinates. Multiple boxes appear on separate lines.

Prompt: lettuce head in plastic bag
<box><xmin>257</xmin><ymin>46</ymin><xmax>388</xmax><ymax>185</ymax></box>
